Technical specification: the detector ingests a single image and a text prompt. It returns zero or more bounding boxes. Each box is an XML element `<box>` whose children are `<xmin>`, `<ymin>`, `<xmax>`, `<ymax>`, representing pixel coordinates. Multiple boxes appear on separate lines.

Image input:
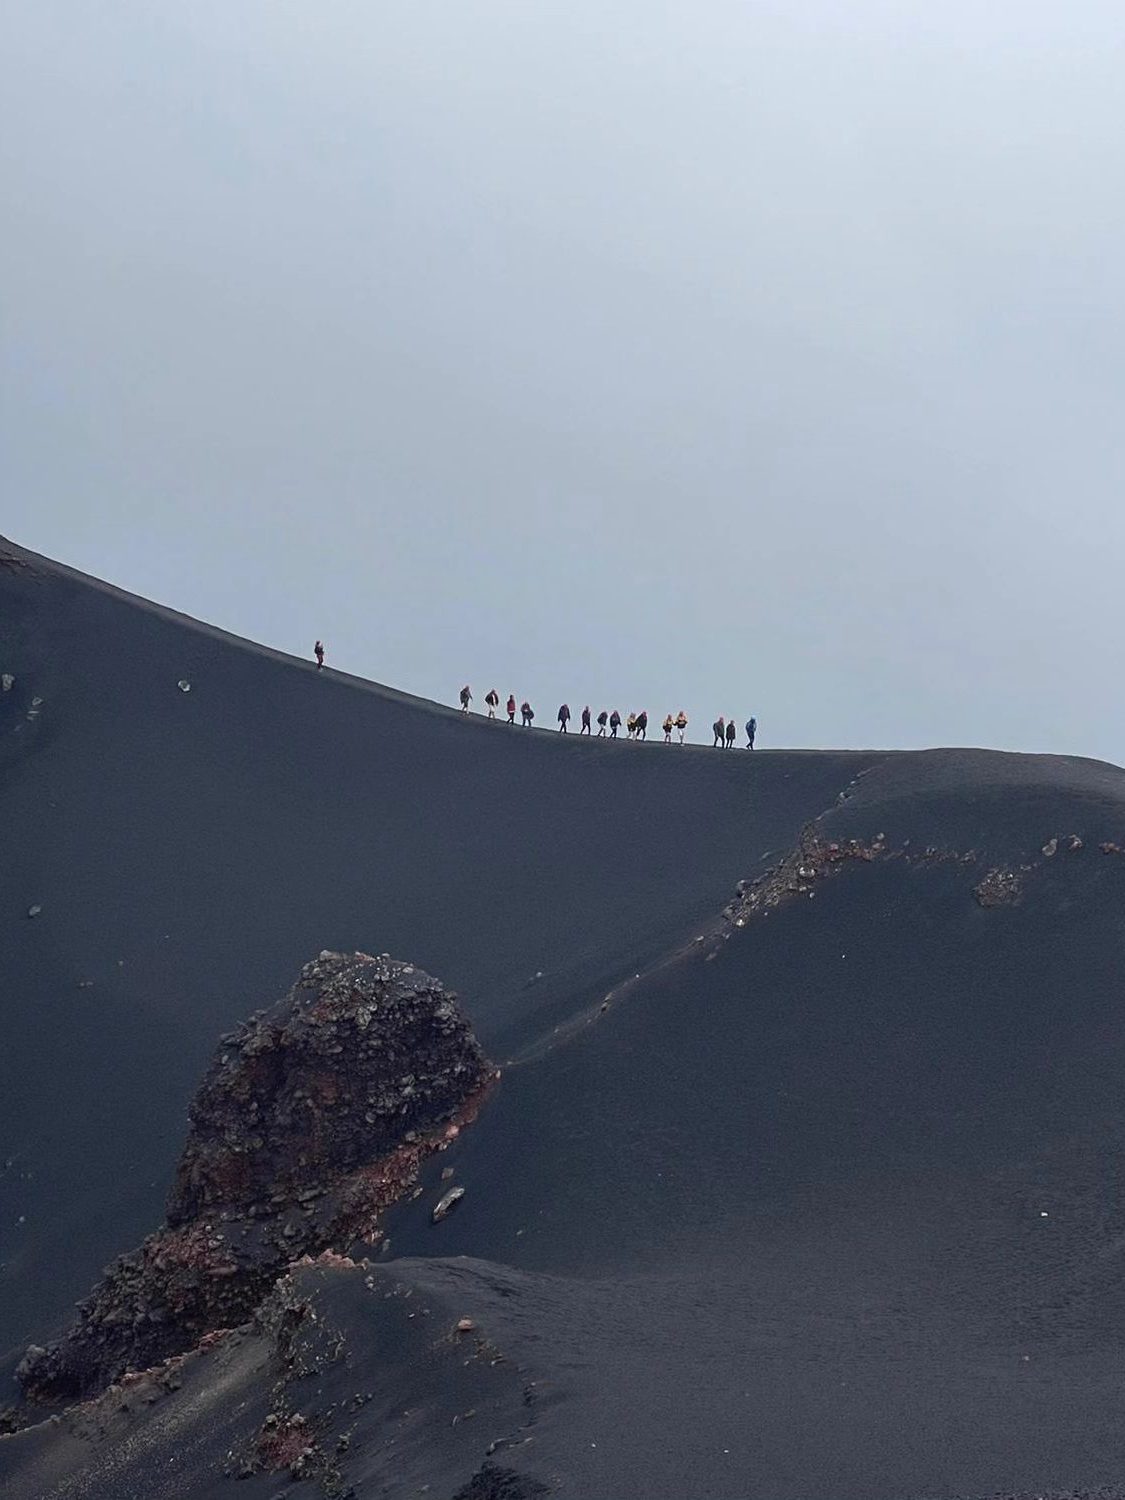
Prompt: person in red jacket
<box><xmin>506</xmin><ymin>694</ymin><xmax>517</xmax><ymax>724</ymax></box>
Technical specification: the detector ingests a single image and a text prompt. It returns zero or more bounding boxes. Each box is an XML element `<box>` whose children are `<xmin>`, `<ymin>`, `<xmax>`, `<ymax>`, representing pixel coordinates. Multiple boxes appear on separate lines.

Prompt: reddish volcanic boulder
<box><xmin>169</xmin><ymin>950</ymin><xmax>489</xmax><ymax>1223</ymax></box>
<box><xmin>14</xmin><ymin>952</ymin><xmax>493</xmax><ymax>1409</ymax></box>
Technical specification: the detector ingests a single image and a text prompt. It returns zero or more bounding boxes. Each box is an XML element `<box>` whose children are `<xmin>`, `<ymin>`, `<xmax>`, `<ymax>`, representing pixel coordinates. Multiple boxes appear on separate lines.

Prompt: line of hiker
<box><xmin>312</xmin><ymin>654</ymin><xmax>758</xmax><ymax>748</ymax></box>
<box><xmin>456</xmin><ymin>686</ymin><xmax>758</xmax><ymax>748</ymax></box>
<box><xmin>711</xmin><ymin>715</ymin><xmax>756</xmax><ymax>749</ymax></box>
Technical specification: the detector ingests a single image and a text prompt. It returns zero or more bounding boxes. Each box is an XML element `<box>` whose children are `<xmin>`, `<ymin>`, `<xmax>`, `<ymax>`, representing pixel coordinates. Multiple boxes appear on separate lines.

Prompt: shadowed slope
<box><xmin>0</xmin><ymin>537</ymin><xmax>873</xmax><ymax>1362</ymax></box>
<box><xmin>7</xmin><ymin>538</ymin><xmax>1125</xmax><ymax>1500</ymax></box>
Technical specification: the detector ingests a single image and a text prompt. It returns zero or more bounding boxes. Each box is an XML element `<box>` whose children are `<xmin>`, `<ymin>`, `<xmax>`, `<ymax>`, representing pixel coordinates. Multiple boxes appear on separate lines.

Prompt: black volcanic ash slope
<box><xmin>0</xmin><ymin>533</ymin><xmax>875</xmax><ymax>1361</ymax></box>
<box><xmin>374</xmin><ymin>760</ymin><xmax>1125</xmax><ymax>1500</ymax></box>
<box><xmin>8</xmin><ymin>538</ymin><xmax>1125</xmax><ymax>1500</ymax></box>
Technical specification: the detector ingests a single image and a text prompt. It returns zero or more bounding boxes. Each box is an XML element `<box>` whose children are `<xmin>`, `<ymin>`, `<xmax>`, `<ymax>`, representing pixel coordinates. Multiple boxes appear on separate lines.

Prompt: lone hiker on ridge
<box><xmin>314</xmin><ymin>640</ymin><xmax>325</xmax><ymax>670</ymax></box>
<box><xmin>713</xmin><ymin>715</ymin><xmax>725</xmax><ymax>747</ymax></box>
<box><xmin>725</xmin><ymin>717</ymin><xmax>736</xmax><ymax>748</ymax></box>
<box><xmin>506</xmin><ymin>694</ymin><xmax>517</xmax><ymax>724</ymax></box>
<box><xmin>609</xmin><ymin>709</ymin><xmax>621</xmax><ymax>738</ymax></box>
<box><xmin>746</xmin><ymin>716</ymin><xmax>757</xmax><ymax>749</ymax></box>
<box><xmin>459</xmin><ymin>685</ymin><xmax>472</xmax><ymax>713</ymax></box>
<box><xmin>596</xmin><ymin>710</ymin><xmax>608</xmax><ymax>737</ymax></box>
<box><xmin>581</xmin><ymin>705</ymin><xmax>592</xmax><ymax>735</ymax></box>
<box><xmin>521</xmin><ymin>700</ymin><xmax>535</xmax><ymax>727</ymax></box>
<box><xmin>485</xmin><ymin>688</ymin><xmax>500</xmax><ymax>719</ymax></box>
<box><xmin>558</xmin><ymin>703</ymin><xmax>571</xmax><ymax>733</ymax></box>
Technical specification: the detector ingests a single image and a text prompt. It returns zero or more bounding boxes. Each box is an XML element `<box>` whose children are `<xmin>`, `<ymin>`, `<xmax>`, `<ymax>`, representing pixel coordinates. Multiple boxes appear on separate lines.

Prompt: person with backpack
<box><xmin>596</xmin><ymin>710</ymin><xmax>608</xmax><ymax>737</ymax></box>
<box><xmin>745</xmin><ymin>716</ymin><xmax>757</xmax><ymax>749</ymax></box>
<box><xmin>636</xmin><ymin>710</ymin><xmax>648</xmax><ymax>740</ymax></box>
<box><xmin>581</xmin><ymin>705</ymin><xmax>592</xmax><ymax>735</ymax></box>
<box><xmin>725</xmin><ymin>717</ymin><xmax>736</xmax><ymax>748</ymax></box>
<box><xmin>521</xmin><ymin>700</ymin><xmax>535</xmax><ymax>727</ymax></box>
<box><xmin>314</xmin><ymin>640</ymin><xmax>325</xmax><ymax>670</ymax></box>
<box><xmin>459</xmin><ymin>685</ymin><xmax>472</xmax><ymax>713</ymax></box>
<box><xmin>609</xmin><ymin>710</ymin><xmax>621</xmax><ymax>738</ymax></box>
<box><xmin>675</xmin><ymin>710</ymin><xmax>688</xmax><ymax>744</ymax></box>
<box><xmin>484</xmin><ymin>689</ymin><xmax>499</xmax><ymax>719</ymax></box>
<box><xmin>626</xmin><ymin>712</ymin><xmax>637</xmax><ymax>739</ymax></box>
<box><xmin>557</xmin><ymin>703</ymin><xmax>571</xmax><ymax>733</ymax></box>
<box><xmin>506</xmin><ymin>694</ymin><xmax>517</xmax><ymax>724</ymax></box>
<box><xmin>712</xmin><ymin>715</ymin><xmax>725</xmax><ymax>747</ymax></box>
<box><xmin>662</xmin><ymin>713</ymin><xmax>674</xmax><ymax>743</ymax></box>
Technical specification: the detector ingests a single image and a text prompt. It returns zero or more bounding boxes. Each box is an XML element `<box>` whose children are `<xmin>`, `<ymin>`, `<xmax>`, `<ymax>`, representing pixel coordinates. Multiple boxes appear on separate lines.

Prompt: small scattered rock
<box><xmin>1066</xmin><ymin>834</ymin><xmax>1083</xmax><ymax>852</ymax></box>
<box><xmin>1041</xmin><ymin>837</ymin><xmax>1058</xmax><ymax>857</ymax></box>
<box><xmin>974</xmin><ymin>869</ymin><xmax>1023</xmax><ymax>908</ymax></box>
<box><xmin>177</xmin><ymin>680</ymin><xmax>192</xmax><ymax>693</ymax></box>
<box><xmin>440</xmin><ymin>1167</ymin><xmax>454</xmax><ymax>1181</ymax></box>
<box><xmin>1</xmin><ymin>673</ymin><xmax>13</xmax><ymax>692</ymax></box>
<box><xmin>26</xmin><ymin>905</ymin><xmax>41</xmax><ymax>919</ymax></box>
<box><xmin>432</xmin><ymin>1186</ymin><xmax>465</xmax><ymax>1223</ymax></box>
<box><xmin>455</xmin><ymin>1317</ymin><xmax>476</xmax><ymax>1334</ymax></box>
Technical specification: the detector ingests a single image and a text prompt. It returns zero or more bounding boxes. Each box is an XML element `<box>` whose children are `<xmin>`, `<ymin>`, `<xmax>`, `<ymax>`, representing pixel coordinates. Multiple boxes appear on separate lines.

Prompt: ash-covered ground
<box><xmin>5</xmin><ymin>535</ymin><xmax>1125</xmax><ymax>1499</ymax></box>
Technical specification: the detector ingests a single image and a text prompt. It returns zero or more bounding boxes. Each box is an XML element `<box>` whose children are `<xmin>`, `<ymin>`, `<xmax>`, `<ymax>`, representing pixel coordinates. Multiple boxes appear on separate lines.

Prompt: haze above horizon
<box><xmin>4</xmin><ymin>2</ymin><xmax>1124</xmax><ymax>760</ymax></box>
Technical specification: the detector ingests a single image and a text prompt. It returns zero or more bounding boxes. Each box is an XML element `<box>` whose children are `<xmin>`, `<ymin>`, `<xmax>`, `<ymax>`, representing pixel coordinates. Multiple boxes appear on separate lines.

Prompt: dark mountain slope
<box><xmin>378</xmin><ymin>835</ymin><xmax>1125</xmax><ymax>1498</ymax></box>
<box><xmin>0</xmin><ymin>537</ymin><xmax>872</xmax><ymax>1362</ymax></box>
<box><xmin>6</xmin><ymin>537</ymin><xmax>1125</xmax><ymax>1499</ymax></box>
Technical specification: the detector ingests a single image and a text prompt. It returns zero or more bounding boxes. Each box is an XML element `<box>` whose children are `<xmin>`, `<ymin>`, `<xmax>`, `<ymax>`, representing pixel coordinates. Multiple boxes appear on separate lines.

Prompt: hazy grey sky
<box><xmin>4</xmin><ymin>2</ymin><xmax>1125</xmax><ymax>755</ymax></box>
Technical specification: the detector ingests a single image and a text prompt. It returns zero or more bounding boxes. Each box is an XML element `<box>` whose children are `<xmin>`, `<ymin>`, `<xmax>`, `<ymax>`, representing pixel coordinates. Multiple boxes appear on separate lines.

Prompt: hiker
<box><xmin>314</xmin><ymin>640</ymin><xmax>325</xmax><ymax>670</ymax></box>
<box><xmin>712</xmin><ymin>715</ymin><xmax>725</xmax><ymax>747</ymax></box>
<box><xmin>746</xmin><ymin>716</ymin><xmax>757</xmax><ymax>749</ymax></box>
<box><xmin>581</xmin><ymin>705</ymin><xmax>592</xmax><ymax>735</ymax></box>
<box><xmin>725</xmin><ymin>717</ymin><xmax>736</xmax><ymax>748</ymax></box>
<box><xmin>459</xmin><ymin>685</ymin><xmax>472</xmax><ymax>713</ymax></box>
<box><xmin>485</xmin><ymin>689</ymin><xmax>499</xmax><ymax>719</ymax></box>
<box><xmin>626</xmin><ymin>712</ymin><xmax>637</xmax><ymax>739</ymax></box>
<box><xmin>675</xmin><ymin>710</ymin><xmax>688</xmax><ymax>744</ymax></box>
<box><xmin>596</xmin><ymin>710</ymin><xmax>608</xmax><ymax>737</ymax></box>
<box><xmin>609</xmin><ymin>710</ymin><xmax>621</xmax><ymax>738</ymax></box>
<box><xmin>521</xmin><ymin>700</ymin><xmax>535</xmax><ymax>727</ymax></box>
<box><xmin>662</xmin><ymin>714</ymin><xmax>674</xmax><ymax>743</ymax></box>
<box><xmin>506</xmin><ymin>694</ymin><xmax>517</xmax><ymax>724</ymax></box>
<box><xmin>558</xmin><ymin>703</ymin><xmax>571</xmax><ymax>733</ymax></box>
<box><xmin>636</xmin><ymin>710</ymin><xmax>648</xmax><ymax>741</ymax></box>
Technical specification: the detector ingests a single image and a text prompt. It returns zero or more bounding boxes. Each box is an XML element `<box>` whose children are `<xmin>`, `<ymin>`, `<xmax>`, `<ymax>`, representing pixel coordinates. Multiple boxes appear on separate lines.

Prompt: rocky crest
<box><xmin>14</xmin><ymin>952</ymin><xmax>494</xmax><ymax>1410</ymax></box>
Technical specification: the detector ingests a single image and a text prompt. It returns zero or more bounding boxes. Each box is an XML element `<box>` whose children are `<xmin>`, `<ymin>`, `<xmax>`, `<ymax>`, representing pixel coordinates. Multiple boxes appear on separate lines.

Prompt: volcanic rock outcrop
<box><xmin>14</xmin><ymin>951</ymin><xmax>493</xmax><ymax>1409</ymax></box>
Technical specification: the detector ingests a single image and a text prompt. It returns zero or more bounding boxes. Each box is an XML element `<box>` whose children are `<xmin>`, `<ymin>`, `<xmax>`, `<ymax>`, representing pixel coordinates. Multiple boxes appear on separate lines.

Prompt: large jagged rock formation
<box><xmin>14</xmin><ymin>952</ymin><xmax>494</xmax><ymax>1409</ymax></box>
<box><xmin>169</xmin><ymin>950</ymin><xmax>488</xmax><ymax>1223</ymax></box>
